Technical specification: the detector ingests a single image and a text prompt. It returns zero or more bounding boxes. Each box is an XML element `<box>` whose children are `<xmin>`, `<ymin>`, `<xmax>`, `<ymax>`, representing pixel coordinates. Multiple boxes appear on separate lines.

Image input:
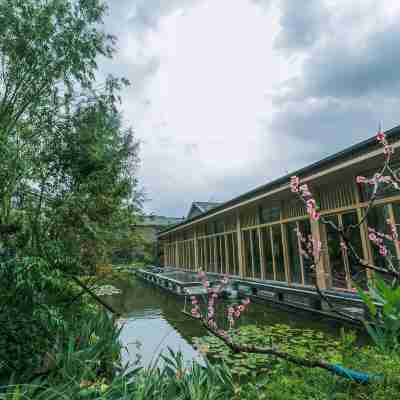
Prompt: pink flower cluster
<box><xmin>295</xmin><ymin>229</ymin><xmax>322</xmax><ymax>264</ymax></box>
<box><xmin>368</xmin><ymin>227</ymin><xmax>389</xmax><ymax>257</ymax></box>
<box><xmin>190</xmin><ymin>270</ymin><xmax>251</xmax><ymax>333</ymax></box>
<box><xmin>290</xmin><ymin>176</ymin><xmax>320</xmax><ymax>221</ymax></box>
<box><xmin>356</xmin><ymin>173</ymin><xmax>400</xmax><ymax>190</ymax></box>
<box><xmin>227</xmin><ymin>298</ymin><xmax>250</xmax><ymax>328</ymax></box>
<box><xmin>355</xmin><ymin>130</ymin><xmax>399</xmax><ymax>192</ymax></box>
<box><xmin>376</xmin><ymin>129</ymin><xmax>394</xmax><ymax>159</ymax></box>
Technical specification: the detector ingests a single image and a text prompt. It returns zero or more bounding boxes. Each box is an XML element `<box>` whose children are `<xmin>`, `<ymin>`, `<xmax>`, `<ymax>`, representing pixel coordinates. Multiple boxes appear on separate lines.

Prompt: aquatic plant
<box><xmin>186</xmin><ymin>271</ymin><xmax>374</xmax><ymax>383</ymax></box>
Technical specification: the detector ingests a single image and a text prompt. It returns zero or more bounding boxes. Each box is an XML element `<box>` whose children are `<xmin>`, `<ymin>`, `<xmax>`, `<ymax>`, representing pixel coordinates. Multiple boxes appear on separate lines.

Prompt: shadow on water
<box><xmin>104</xmin><ymin>275</ymin><xmax>367</xmax><ymax>369</ymax></box>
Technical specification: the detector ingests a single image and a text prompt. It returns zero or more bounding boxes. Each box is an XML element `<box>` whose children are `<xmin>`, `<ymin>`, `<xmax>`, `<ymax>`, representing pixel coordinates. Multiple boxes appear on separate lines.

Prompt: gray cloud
<box><xmin>293</xmin><ymin>25</ymin><xmax>400</xmax><ymax>100</ymax></box>
<box><xmin>270</xmin><ymin>1</ymin><xmax>400</xmax><ymax>163</ymax></box>
<box><xmin>99</xmin><ymin>1</ymin><xmax>400</xmax><ymax>217</ymax></box>
<box><xmin>274</xmin><ymin>0</ymin><xmax>330</xmax><ymax>51</ymax></box>
<box><xmin>127</xmin><ymin>0</ymin><xmax>201</xmax><ymax>36</ymax></box>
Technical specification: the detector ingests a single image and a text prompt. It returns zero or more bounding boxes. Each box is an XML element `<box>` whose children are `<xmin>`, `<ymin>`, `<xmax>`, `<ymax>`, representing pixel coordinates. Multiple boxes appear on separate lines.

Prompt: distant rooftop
<box><xmin>192</xmin><ymin>202</ymin><xmax>221</xmax><ymax>213</ymax></box>
<box><xmin>187</xmin><ymin>201</ymin><xmax>221</xmax><ymax>219</ymax></box>
<box><xmin>136</xmin><ymin>215</ymin><xmax>184</xmax><ymax>227</ymax></box>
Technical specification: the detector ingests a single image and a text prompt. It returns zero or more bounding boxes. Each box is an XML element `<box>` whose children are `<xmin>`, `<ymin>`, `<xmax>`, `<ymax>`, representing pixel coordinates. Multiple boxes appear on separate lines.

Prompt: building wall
<box><xmin>159</xmin><ymin>147</ymin><xmax>400</xmax><ymax>292</ymax></box>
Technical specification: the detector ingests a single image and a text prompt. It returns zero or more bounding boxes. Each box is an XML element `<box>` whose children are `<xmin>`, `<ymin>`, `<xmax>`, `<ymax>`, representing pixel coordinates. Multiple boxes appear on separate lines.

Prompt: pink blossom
<box><xmin>228</xmin><ymin>307</ymin><xmax>235</xmax><ymax>315</ymax></box>
<box><xmin>368</xmin><ymin>232</ymin><xmax>377</xmax><ymax>242</ymax></box>
<box><xmin>356</xmin><ymin>176</ymin><xmax>367</xmax><ymax>184</ymax></box>
<box><xmin>310</xmin><ymin>210</ymin><xmax>320</xmax><ymax>221</ymax></box>
<box><xmin>379</xmin><ymin>245</ymin><xmax>388</xmax><ymax>257</ymax></box>
<box><xmin>377</xmin><ymin>131</ymin><xmax>386</xmax><ymax>142</ymax></box>
<box><xmin>290</xmin><ymin>176</ymin><xmax>300</xmax><ymax>193</ymax></box>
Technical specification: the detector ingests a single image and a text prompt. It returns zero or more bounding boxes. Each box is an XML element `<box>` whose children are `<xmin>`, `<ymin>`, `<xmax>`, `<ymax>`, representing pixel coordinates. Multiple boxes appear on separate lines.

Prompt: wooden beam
<box><xmin>236</xmin><ymin>211</ymin><xmax>245</xmax><ymax>278</ymax></box>
<box><xmin>258</xmin><ymin>227</ymin><xmax>266</xmax><ymax>280</ymax></box>
<box><xmin>281</xmin><ymin>223</ymin><xmax>290</xmax><ymax>284</ymax></box>
<box><xmin>249</xmin><ymin>230</ymin><xmax>255</xmax><ymax>279</ymax></box>
<box><xmin>311</xmin><ymin>219</ymin><xmax>327</xmax><ymax>289</ymax></box>
<box><xmin>224</xmin><ymin>234</ymin><xmax>230</xmax><ymax>275</ymax></box>
<box><xmin>270</xmin><ymin>227</ymin><xmax>277</xmax><ymax>281</ymax></box>
<box><xmin>194</xmin><ymin>230</ymin><xmax>199</xmax><ymax>271</ymax></box>
<box><xmin>297</xmin><ymin>222</ymin><xmax>306</xmax><ymax>285</ymax></box>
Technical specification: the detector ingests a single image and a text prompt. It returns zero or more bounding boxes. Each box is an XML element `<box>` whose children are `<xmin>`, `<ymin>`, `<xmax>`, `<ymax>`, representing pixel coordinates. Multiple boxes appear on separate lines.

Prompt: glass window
<box><xmin>243</xmin><ymin>230</ymin><xmax>253</xmax><ymax>278</ymax></box>
<box><xmin>325</xmin><ymin>215</ymin><xmax>347</xmax><ymax>289</ymax></box>
<box><xmin>232</xmin><ymin>234</ymin><xmax>239</xmax><ymax>276</ymax></box>
<box><xmin>215</xmin><ymin>220</ymin><xmax>225</xmax><ymax>234</ymax></box>
<box><xmin>260</xmin><ymin>206</ymin><xmax>281</xmax><ymax>224</ymax></box>
<box><xmin>220</xmin><ymin>236</ymin><xmax>226</xmax><ymax>274</ymax></box>
<box><xmin>286</xmin><ymin>222</ymin><xmax>302</xmax><ymax>284</ymax></box>
<box><xmin>298</xmin><ymin>220</ymin><xmax>315</xmax><ymax>285</ymax></box>
<box><xmin>205</xmin><ymin>223</ymin><xmax>215</xmax><ymax>236</ymax></box>
<box><xmin>261</xmin><ymin>227</ymin><xmax>274</xmax><ymax>280</ymax></box>
<box><xmin>252</xmin><ymin>230</ymin><xmax>261</xmax><ymax>279</ymax></box>
<box><xmin>215</xmin><ymin>236</ymin><xmax>221</xmax><ymax>273</ymax></box>
<box><xmin>272</xmin><ymin>225</ymin><xmax>286</xmax><ymax>282</ymax></box>
<box><xmin>342</xmin><ymin>211</ymin><xmax>367</xmax><ymax>288</ymax></box>
<box><xmin>367</xmin><ymin>204</ymin><xmax>397</xmax><ymax>271</ymax></box>
<box><xmin>208</xmin><ymin>238</ymin><xmax>213</xmax><ymax>272</ymax></box>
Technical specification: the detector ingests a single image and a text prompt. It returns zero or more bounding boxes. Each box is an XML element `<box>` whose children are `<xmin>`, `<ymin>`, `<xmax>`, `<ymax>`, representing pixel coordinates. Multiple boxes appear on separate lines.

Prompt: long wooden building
<box><xmin>158</xmin><ymin>126</ymin><xmax>400</xmax><ymax>301</ymax></box>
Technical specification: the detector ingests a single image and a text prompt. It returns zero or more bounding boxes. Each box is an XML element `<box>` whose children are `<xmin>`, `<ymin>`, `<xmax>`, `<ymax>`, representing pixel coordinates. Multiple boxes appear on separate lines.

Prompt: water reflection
<box><xmin>104</xmin><ymin>276</ymin><xmax>362</xmax><ymax>369</ymax></box>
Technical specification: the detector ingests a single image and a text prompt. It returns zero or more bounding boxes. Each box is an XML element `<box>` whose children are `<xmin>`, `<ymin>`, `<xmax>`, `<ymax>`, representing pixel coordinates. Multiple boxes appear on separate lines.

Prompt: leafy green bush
<box><xmin>0</xmin><ymin>257</ymin><xmax>68</xmax><ymax>375</ymax></box>
<box><xmin>358</xmin><ymin>275</ymin><xmax>400</xmax><ymax>352</ymax></box>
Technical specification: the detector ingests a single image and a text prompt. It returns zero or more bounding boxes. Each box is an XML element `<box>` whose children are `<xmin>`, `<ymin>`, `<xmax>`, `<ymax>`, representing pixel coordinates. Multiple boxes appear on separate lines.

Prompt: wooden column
<box><xmin>258</xmin><ymin>227</ymin><xmax>265</xmax><ymax>280</ymax></box>
<box><xmin>270</xmin><ymin>227</ymin><xmax>277</xmax><ymax>280</ymax></box>
<box><xmin>353</xmin><ymin>180</ymin><xmax>373</xmax><ymax>281</ymax></box>
<box><xmin>224</xmin><ymin>234</ymin><xmax>230</xmax><ymax>275</ymax></box>
<box><xmin>311</xmin><ymin>219</ymin><xmax>327</xmax><ymax>289</ymax></box>
<box><xmin>249</xmin><ymin>230</ymin><xmax>255</xmax><ymax>278</ymax></box>
<box><xmin>194</xmin><ymin>230</ymin><xmax>199</xmax><ymax>271</ymax></box>
<box><xmin>236</xmin><ymin>212</ymin><xmax>245</xmax><ymax>278</ymax></box>
<box><xmin>281</xmin><ymin>223</ymin><xmax>291</xmax><ymax>285</ymax></box>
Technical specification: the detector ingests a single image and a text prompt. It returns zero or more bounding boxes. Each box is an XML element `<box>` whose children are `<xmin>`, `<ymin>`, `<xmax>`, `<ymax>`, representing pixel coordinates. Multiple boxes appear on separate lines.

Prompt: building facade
<box><xmin>158</xmin><ymin>126</ymin><xmax>400</xmax><ymax>294</ymax></box>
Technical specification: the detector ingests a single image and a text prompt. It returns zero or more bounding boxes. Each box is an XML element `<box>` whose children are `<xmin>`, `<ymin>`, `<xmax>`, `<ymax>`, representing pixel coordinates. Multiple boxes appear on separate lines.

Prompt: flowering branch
<box><xmin>183</xmin><ymin>272</ymin><xmax>371</xmax><ymax>383</ymax></box>
<box><xmin>290</xmin><ymin>128</ymin><xmax>400</xmax><ymax>280</ymax></box>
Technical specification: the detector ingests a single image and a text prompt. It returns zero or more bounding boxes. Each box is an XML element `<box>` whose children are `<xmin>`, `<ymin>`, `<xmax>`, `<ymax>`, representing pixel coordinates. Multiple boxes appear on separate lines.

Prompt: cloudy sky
<box><xmin>100</xmin><ymin>0</ymin><xmax>400</xmax><ymax>218</ymax></box>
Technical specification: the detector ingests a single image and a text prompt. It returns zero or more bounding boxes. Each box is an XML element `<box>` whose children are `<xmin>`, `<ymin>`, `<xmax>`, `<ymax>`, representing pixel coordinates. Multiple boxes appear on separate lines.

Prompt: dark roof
<box><xmin>136</xmin><ymin>215</ymin><xmax>184</xmax><ymax>227</ymax></box>
<box><xmin>159</xmin><ymin>124</ymin><xmax>400</xmax><ymax>235</ymax></box>
<box><xmin>192</xmin><ymin>202</ymin><xmax>221</xmax><ymax>213</ymax></box>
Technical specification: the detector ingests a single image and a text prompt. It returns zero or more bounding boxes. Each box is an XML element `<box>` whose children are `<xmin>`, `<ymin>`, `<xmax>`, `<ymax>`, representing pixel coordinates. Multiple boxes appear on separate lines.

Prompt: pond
<box><xmin>103</xmin><ymin>274</ymin><xmax>364</xmax><ymax>370</ymax></box>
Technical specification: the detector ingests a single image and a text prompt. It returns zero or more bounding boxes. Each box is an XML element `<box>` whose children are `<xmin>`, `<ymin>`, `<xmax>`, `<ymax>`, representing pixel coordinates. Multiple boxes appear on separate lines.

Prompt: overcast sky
<box><xmin>99</xmin><ymin>0</ymin><xmax>400</xmax><ymax>218</ymax></box>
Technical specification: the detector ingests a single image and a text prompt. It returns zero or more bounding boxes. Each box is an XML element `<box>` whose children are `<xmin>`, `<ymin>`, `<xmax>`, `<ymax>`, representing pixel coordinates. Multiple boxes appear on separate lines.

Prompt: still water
<box><xmin>104</xmin><ymin>276</ymin><xmax>360</xmax><ymax>369</ymax></box>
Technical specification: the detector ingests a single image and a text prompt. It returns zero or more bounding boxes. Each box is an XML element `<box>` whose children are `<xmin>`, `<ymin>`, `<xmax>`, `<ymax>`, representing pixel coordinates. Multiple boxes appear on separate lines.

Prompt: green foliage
<box><xmin>358</xmin><ymin>275</ymin><xmax>400</xmax><ymax>351</ymax></box>
<box><xmin>193</xmin><ymin>324</ymin><xmax>342</xmax><ymax>379</ymax></box>
<box><xmin>234</xmin><ymin>346</ymin><xmax>400</xmax><ymax>400</ymax></box>
<box><xmin>194</xmin><ymin>324</ymin><xmax>400</xmax><ymax>400</ymax></box>
<box><xmin>0</xmin><ymin>257</ymin><xmax>66</xmax><ymax>375</ymax></box>
<box><xmin>0</xmin><ymin>0</ymin><xmax>142</xmax><ymax>378</ymax></box>
<box><xmin>0</xmin><ymin>348</ymin><xmax>235</xmax><ymax>400</ymax></box>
